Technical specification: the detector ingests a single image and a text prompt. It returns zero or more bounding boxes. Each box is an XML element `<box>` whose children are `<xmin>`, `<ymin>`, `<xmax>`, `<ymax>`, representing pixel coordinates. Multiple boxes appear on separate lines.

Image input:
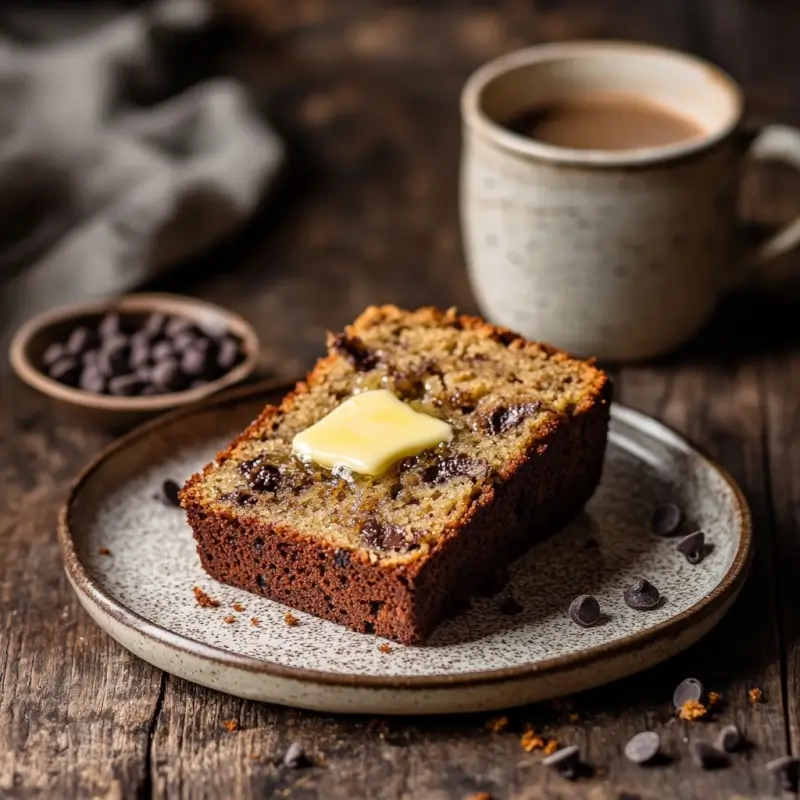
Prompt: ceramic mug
<box><xmin>460</xmin><ymin>41</ymin><xmax>800</xmax><ymax>361</ymax></box>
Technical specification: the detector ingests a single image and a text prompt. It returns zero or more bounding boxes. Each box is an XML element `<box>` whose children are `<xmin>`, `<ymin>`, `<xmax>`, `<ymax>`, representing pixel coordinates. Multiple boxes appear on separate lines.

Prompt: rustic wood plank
<box><xmin>0</xmin><ymin>381</ymin><xmax>163</xmax><ymax>799</ymax></box>
<box><xmin>764</xmin><ymin>349</ymin><xmax>800</xmax><ymax>756</ymax></box>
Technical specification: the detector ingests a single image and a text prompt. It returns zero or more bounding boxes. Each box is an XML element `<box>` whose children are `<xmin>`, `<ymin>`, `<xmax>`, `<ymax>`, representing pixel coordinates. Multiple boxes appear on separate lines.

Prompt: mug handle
<box><xmin>728</xmin><ymin>124</ymin><xmax>800</xmax><ymax>287</ymax></box>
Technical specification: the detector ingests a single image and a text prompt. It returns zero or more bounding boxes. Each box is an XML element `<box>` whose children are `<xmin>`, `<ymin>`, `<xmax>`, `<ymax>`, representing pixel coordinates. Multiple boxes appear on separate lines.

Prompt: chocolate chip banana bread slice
<box><xmin>180</xmin><ymin>305</ymin><xmax>611</xmax><ymax>644</ymax></box>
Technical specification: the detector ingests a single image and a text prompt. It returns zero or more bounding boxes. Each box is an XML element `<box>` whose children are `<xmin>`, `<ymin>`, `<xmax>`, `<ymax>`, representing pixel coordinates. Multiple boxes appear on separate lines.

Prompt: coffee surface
<box><xmin>505</xmin><ymin>93</ymin><xmax>704</xmax><ymax>150</ymax></box>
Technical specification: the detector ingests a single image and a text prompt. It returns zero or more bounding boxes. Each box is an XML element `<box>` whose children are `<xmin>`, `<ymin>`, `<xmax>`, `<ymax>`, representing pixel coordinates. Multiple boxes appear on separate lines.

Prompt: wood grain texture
<box><xmin>2</xmin><ymin>0</ymin><xmax>800</xmax><ymax>797</ymax></box>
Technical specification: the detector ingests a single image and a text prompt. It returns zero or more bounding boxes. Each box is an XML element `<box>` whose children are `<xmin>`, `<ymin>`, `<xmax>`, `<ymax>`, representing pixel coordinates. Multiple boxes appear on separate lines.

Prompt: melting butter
<box><xmin>291</xmin><ymin>389</ymin><xmax>453</xmax><ymax>477</ymax></box>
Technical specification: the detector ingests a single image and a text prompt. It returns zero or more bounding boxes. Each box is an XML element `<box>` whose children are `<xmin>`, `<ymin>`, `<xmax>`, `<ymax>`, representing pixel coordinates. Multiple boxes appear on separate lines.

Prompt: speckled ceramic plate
<box><xmin>59</xmin><ymin>381</ymin><xmax>752</xmax><ymax>715</ymax></box>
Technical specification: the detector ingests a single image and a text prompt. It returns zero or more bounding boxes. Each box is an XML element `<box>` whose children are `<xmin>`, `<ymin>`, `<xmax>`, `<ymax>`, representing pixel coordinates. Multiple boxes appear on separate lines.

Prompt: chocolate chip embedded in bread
<box><xmin>333</xmin><ymin>549</ymin><xmax>351</xmax><ymax>568</ymax></box>
<box><xmin>483</xmin><ymin>401</ymin><xmax>542</xmax><ymax>434</ymax></box>
<box><xmin>330</xmin><ymin>333</ymin><xmax>380</xmax><ymax>371</ymax></box>
<box><xmin>239</xmin><ymin>457</ymin><xmax>281</xmax><ymax>493</ymax></box>
<box><xmin>421</xmin><ymin>453</ymin><xmax>486</xmax><ymax>484</ymax></box>
<box><xmin>360</xmin><ymin>518</ymin><xmax>411</xmax><ymax>551</ymax></box>
<box><xmin>221</xmin><ymin>488</ymin><xmax>258</xmax><ymax>507</ymax></box>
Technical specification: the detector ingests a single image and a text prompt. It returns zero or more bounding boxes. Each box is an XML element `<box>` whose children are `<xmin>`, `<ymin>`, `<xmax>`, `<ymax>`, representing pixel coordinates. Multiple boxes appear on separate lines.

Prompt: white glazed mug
<box><xmin>460</xmin><ymin>41</ymin><xmax>800</xmax><ymax>361</ymax></box>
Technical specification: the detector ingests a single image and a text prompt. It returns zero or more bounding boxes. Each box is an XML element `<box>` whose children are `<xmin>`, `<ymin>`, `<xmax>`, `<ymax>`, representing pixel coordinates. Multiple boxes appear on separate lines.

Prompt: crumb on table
<box><xmin>193</xmin><ymin>586</ymin><xmax>220</xmax><ymax>608</ymax></box>
<box><xmin>233</xmin><ymin>602</ymin><xmax>245</xmax><ymax>612</ymax></box>
<box><xmin>749</xmin><ymin>688</ymin><xmax>763</xmax><ymax>704</ymax></box>
<box><xmin>284</xmin><ymin>612</ymin><xmax>300</xmax><ymax>627</ymax></box>
<box><xmin>224</xmin><ymin>615</ymin><xmax>236</xmax><ymax>624</ymax></box>
<box><xmin>520</xmin><ymin>729</ymin><xmax>545</xmax><ymax>752</ymax></box>
<box><xmin>98</xmin><ymin>547</ymin><xmax>111</xmax><ymax>556</ymax></box>
<box><xmin>678</xmin><ymin>699</ymin><xmax>707</xmax><ymax>720</ymax></box>
<box><xmin>221</xmin><ymin>718</ymin><xmax>239</xmax><ymax>732</ymax></box>
<box><xmin>543</xmin><ymin>739</ymin><xmax>559</xmax><ymax>756</ymax></box>
<box><xmin>485</xmin><ymin>716</ymin><xmax>509</xmax><ymax>734</ymax></box>
<box><xmin>379</xmin><ymin>643</ymin><xmax>392</xmax><ymax>654</ymax></box>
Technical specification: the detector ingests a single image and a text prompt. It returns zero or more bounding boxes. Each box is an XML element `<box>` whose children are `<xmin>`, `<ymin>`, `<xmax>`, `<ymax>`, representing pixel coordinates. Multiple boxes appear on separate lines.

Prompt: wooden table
<box><xmin>3</xmin><ymin>2</ymin><xmax>800</xmax><ymax>797</ymax></box>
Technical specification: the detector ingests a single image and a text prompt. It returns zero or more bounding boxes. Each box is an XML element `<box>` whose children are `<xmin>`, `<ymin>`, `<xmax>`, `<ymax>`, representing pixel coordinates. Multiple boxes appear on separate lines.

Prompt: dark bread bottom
<box><xmin>186</xmin><ymin>392</ymin><xmax>610</xmax><ymax>645</ymax></box>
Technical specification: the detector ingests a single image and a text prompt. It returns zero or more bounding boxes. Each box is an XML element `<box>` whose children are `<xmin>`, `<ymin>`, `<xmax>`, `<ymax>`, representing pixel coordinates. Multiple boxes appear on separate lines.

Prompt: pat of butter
<box><xmin>292</xmin><ymin>389</ymin><xmax>453</xmax><ymax>477</ymax></box>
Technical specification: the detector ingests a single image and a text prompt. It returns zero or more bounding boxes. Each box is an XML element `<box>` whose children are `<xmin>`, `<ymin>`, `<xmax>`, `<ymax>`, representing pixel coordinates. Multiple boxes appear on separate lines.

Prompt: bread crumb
<box><xmin>520</xmin><ymin>729</ymin><xmax>545</xmax><ymax>752</ymax></box>
<box><xmin>250</xmin><ymin>617</ymin><xmax>260</xmax><ymax>627</ymax></box>
<box><xmin>98</xmin><ymin>547</ymin><xmax>112</xmax><ymax>556</ymax></box>
<box><xmin>224</xmin><ymin>615</ymin><xmax>236</xmax><ymax>624</ymax></box>
<box><xmin>285</xmin><ymin>612</ymin><xmax>300</xmax><ymax>627</ymax></box>
<box><xmin>485</xmin><ymin>716</ymin><xmax>509</xmax><ymax>734</ymax></box>
<box><xmin>221</xmin><ymin>719</ymin><xmax>239</xmax><ymax>732</ymax></box>
<box><xmin>233</xmin><ymin>602</ymin><xmax>245</xmax><ymax>612</ymax></box>
<box><xmin>678</xmin><ymin>699</ymin><xmax>707</xmax><ymax>720</ymax></box>
<box><xmin>568</xmin><ymin>712</ymin><xmax>580</xmax><ymax>722</ymax></box>
<box><xmin>193</xmin><ymin>586</ymin><xmax>220</xmax><ymax>608</ymax></box>
<box><xmin>379</xmin><ymin>643</ymin><xmax>392</xmax><ymax>654</ymax></box>
<box><xmin>467</xmin><ymin>793</ymin><xmax>492</xmax><ymax>800</ymax></box>
<box><xmin>707</xmin><ymin>691</ymin><xmax>721</xmax><ymax>706</ymax></box>
<box><xmin>543</xmin><ymin>739</ymin><xmax>559</xmax><ymax>756</ymax></box>
<box><xmin>749</xmin><ymin>688</ymin><xmax>763</xmax><ymax>704</ymax></box>
<box><xmin>249</xmin><ymin>753</ymin><xmax>260</xmax><ymax>760</ymax></box>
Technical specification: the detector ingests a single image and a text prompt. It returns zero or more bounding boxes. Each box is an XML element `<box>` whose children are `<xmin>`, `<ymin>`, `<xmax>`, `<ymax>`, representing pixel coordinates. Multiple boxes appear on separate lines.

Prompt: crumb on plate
<box><xmin>193</xmin><ymin>586</ymin><xmax>220</xmax><ymax>608</ymax></box>
<box><xmin>284</xmin><ymin>612</ymin><xmax>300</xmax><ymax>627</ymax></box>
<box><xmin>749</xmin><ymin>688</ymin><xmax>763</xmax><ymax>704</ymax></box>
<box><xmin>224</xmin><ymin>615</ymin><xmax>236</xmax><ymax>624</ymax></box>
<box><xmin>379</xmin><ymin>643</ymin><xmax>392</xmax><ymax>654</ymax></box>
<box><xmin>221</xmin><ymin>719</ymin><xmax>239</xmax><ymax>732</ymax></box>
<box><xmin>520</xmin><ymin>729</ymin><xmax>545</xmax><ymax>752</ymax></box>
<box><xmin>250</xmin><ymin>617</ymin><xmax>260</xmax><ymax>627</ymax></box>
<box><xmin>233</xmin><ymin>602</ymin><xmax>245</xmax><ymax>612</ymax></box>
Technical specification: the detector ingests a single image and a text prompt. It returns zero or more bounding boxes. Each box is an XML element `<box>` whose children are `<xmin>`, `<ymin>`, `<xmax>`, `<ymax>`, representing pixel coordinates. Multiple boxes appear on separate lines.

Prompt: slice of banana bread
<box><xmin>180</xmin><ymin>305</ymin><xmax>611</xmax><ymax>644</ymax></box>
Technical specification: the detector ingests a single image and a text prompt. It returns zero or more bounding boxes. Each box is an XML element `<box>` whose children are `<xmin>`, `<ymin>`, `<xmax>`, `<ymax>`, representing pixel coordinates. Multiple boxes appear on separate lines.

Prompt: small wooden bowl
<box><xmin>9</xmin><ymin>293</ymin><xmax>260</xmax><ymax>430</ymax></box>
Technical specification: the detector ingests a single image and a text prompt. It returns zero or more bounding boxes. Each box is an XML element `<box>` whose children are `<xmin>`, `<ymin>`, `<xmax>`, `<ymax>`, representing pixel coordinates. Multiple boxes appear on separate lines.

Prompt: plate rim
<box><xmin>58</xmin><ymin>379</ymin><xmax>753</xmax><ymax>691</ymax></box>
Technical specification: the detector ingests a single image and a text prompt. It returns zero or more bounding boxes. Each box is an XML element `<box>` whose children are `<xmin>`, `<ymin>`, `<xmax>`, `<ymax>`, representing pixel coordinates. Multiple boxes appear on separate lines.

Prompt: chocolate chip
<box><xmin>568</xmin><ymin>594</ymin><xmax>601</xmax><ymax>628</ymax></box>
<box><xmin>766</xmin><ymin>756</ymin><xmax>800</xmax><ymax>792</ymax></box>
<box><xmin>181</xmin><ymin>343</ymin><xmax>214</xmax><ymax>377</ymax></box>
<box><xmin>222</xmin><ymin>489</ymin><xmax>257</xmax><ymax>507</ymax></box>
<box><xmin>66</xmin><ymin>326</ymin><xmax>99</xmax><ymax>355</ymax></box>
<box><xmin>715</xmin><ymin>724</ymin><xmax>743</xmax><ymax>753</ymax></box>
<box><xmin>253</xmin><ymin>537</ymin><xmax>264</xmax><ymax>553</ymax></box>
<box><xmin>673</xmin><ymin>678</ymin><xmax>704</xmax><ymax>709</ymax></box>
<box><xmin>500</xmin><ymin>596</ymin><xmax>524</xmax><ymax>615</ymax></box>
<box><xmin>330</xmin><ymin>333</ymin><xmax>379</xmax><ymax>371</ymax></box>
<box><xmin>652</xmin><ymin>503</ymin><xmax>682</xmax><ymax>536</ymax></box>
<box><xmin>49</xmin><ymin>357</ymin><xmax>81</xmax><ymax>386</ymax></box>
<box><xmin>677</xmin><ymin>531</ymin><xmax>706</xmax><ymax>564</ymax></box>
<box><xmin>151</xmin><ymin>340</ymin><xmax>175</xmax><ymax>361</ymax></box>
<box><xmin>256</xmin><ymin>574</ymin><xmax>267</xmax><ymax>588</ymax></box>
<box><xmin>282</xmin><ymin>742</ymin><xmax>308</xmax><ymax>769</ymax></box>
<box><xmin>142</xmin><ymin>312</ymin><xmax>167</xmax><ymax>339</ymax></box>
<box><xmin>172</xmin><ymin>329</ymin><xmax>198</xmax><ymax>353</ymax></box>
<box><xmin>98</xmin><ymin>313</ymin><xmax>122</xmax><ymax>339</ymax></box>
<box><xmin>360</xmin><ymin>518</ymin><xmax>410</xmax><ymax>551</ymax></box>
<box><xmin>165</xmin><ymin>316</ymin><xmax>198</xmax><ymax>339</ymax></box>
<box><xmin>542</xmin><ymin>744</ymin><xmax>580</xmax><ymax>779</ymax></box>
<box><xmin>239</xmin><ymin>457</ymin><xmax>281</xmax><ymax>493</ymax></box>
<box><xmin>42</xmin><ymin>342</ymin><xmax>67</xmax><ymax>366</ymax></box>
<box><xmin>154</xmin><ymin>479</ymin><xmax>182</xmax><ymax>508</ymax></box>
<box><xmin>98</xmin><ymin>335</ymin><xmax>131</xmax><ymax>375</ymax></box>
<box><xmin>108</xmin><ymin>374</ymin><xmax>146</xmax><ymax>396</ymax></box>
<box><xmin>484</xmin><ymin>401</ymin><xmax>541</xmax><ymax>434</ymax></box>
<box><xmin>624</xmin><ymin>731</ymin><xmax>660</xmax><ymax>764</ymax></box>
<box><xmin>689</xmin><ymin>741</ymin><xmax>728</xmax><ymax>769</ymax></box>
<box><xmin>217</xmin><ymin>335</ymin><xmax>241</xmax><ymax>372</ymax></box>
<box><xmin>333</xmin><ymin>549</ymin><xmax>350</xmax><ymax>568</ymax></box>
<box><xmin>624</xmin><ymin>578</ymin><xmax>661</xmax><ymax>610</ymax></box>
<box><xmin>129</xmin><ymin>333</ymin><xmax>152</xmax><ymax>370</ymax></box>
<box><xmin>151</xmin><ymin>359</ymin><xmax>188</xmax><ymax>392</ymax></box>
<box><xmin>79</xmin><ymin>365</ymin><xmax>107</xmax><ymax>393</ymax></box>
<box><xmin>421</xmin><ymin>453</ymin><xmax>485</xmax><ymax>484</ymax></box>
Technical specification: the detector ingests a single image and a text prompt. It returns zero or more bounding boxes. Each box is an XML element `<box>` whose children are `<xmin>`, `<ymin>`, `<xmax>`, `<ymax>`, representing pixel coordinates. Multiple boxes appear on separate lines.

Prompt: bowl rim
<box><xmin>8</xmin><ymin>292</ymin><xmax>260</xmax><ymax>413</ymax></box>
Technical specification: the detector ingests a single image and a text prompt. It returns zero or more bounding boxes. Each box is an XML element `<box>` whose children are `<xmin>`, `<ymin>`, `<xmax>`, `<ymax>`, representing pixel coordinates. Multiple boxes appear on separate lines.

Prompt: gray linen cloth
<box><xmin>0</xmin><ymin>0</ymin><xmax>283</xmax><ymax>332</ymax></box>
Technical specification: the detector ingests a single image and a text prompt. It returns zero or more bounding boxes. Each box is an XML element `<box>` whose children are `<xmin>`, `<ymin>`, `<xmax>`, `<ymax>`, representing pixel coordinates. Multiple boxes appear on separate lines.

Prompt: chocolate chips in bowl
<box><xmin>9</xmin><ymin>293</ymin><xmax>259</xmax><ymax>429</ymax></box>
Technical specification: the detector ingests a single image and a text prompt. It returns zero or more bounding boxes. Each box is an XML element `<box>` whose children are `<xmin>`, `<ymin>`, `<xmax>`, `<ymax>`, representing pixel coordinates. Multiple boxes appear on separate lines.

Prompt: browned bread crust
<box><xmin>180</xmin><ymin>305</ymin><xmax>611</xmax><ymax>644</ymax></box>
